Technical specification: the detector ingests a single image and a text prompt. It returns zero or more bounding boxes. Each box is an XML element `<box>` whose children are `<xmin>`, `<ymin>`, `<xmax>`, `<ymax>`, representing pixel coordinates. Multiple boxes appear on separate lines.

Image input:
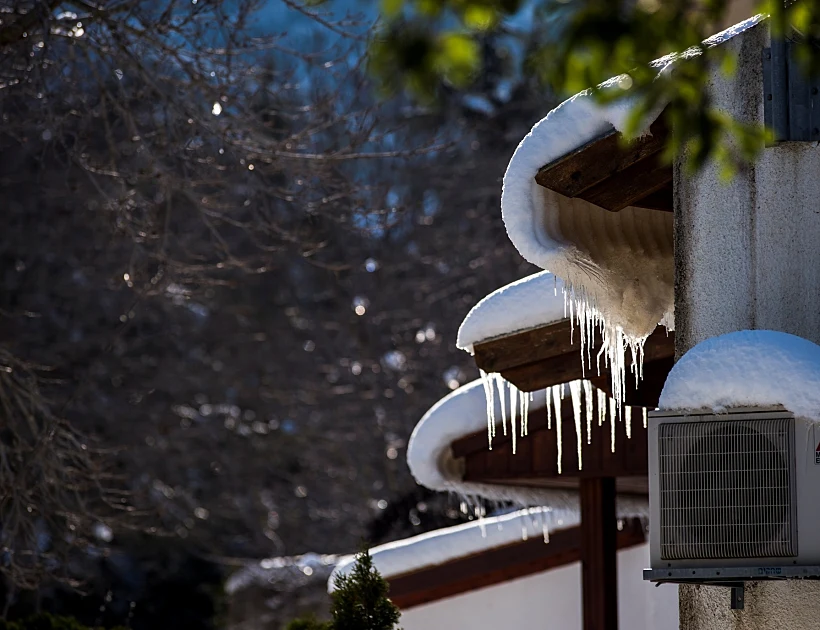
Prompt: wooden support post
<box><xmin>580</xmin><ymin>477</ymin><xmax>618</xmax><ymax>630</ymax></box>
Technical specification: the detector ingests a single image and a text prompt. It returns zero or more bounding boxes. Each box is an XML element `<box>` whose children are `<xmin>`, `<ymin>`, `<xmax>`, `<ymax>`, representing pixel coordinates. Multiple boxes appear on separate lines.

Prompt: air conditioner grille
<box><xmin>658</xmin><ymin>417</ymin><xmax>795</xmax><ymax>560</ymax></box>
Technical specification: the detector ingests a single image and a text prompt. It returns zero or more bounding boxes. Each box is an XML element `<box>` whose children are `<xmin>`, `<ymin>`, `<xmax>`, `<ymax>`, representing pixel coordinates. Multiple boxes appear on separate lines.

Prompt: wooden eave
<box><xmin>472</xmin><ymin>318</ymin><xmax>675</xmax><ymax>406</ymax></box>
<box><xmin>451</xmin><ymin>392</ymin><xmax>648</xmax><ymax>491</ymax></box>
<box><xmin>388</xmin><ymin>517</ymin><xmax>646</xmax><ymax>610</ymax></box>
<box><xmin>534</xmin><ymin>118</ymin><xmax>672</xmax><ymax>212</ymax></box>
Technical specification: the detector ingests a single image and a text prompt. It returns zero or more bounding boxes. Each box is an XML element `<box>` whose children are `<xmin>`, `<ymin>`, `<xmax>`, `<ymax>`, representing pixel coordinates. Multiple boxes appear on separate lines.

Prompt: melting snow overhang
<box><xmin>457</xmin><ymin>272</ymin><xmax>675</xmax><ymax>407</ymax></box>
<box><xmin>328</xmin><ymin>507</ymin><xmax>646</xmax><ymax>610</ymax></box>
<box><xmin>501</xmin><ymin>15</ymin><xmax>765</xmax><ymax>344</ymax></box>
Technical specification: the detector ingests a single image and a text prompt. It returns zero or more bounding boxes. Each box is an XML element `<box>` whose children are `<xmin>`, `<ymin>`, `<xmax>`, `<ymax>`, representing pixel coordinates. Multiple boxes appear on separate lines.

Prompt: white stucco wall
<box><xmin>674</xmin><ymin>19</ymin><xmax>820</xmax><ymax>630</ymax></box>
<box><xmin>398</xmin><ymin>543</ymin><xmax>678</xmax><ymax>630</ymax></box>
<box><xmin>675</xmin><ymin>21</ymin><xmax>820</xmax><ymax>354</ymax></box>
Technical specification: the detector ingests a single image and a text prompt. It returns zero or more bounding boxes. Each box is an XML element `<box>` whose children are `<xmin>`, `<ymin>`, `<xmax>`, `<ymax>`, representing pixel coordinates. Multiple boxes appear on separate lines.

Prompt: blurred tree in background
<box><xmin>0</xmin><ymin>0</ymin><xmax>551</xmax><ymax>621</ymax></box>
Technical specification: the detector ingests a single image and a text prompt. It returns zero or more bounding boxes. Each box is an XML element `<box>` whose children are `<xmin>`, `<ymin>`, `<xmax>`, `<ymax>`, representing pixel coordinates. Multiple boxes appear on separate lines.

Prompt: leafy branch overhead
<box><xmin>371</xmin><ymin>0</ymin><xmax>820</xmax><ymax>174</ymax></box>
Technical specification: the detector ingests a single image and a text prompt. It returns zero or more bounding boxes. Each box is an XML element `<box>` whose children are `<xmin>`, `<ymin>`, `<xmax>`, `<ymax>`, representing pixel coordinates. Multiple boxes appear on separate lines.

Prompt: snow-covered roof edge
<box><xmin>328</xmin><ymin>502</ymin><xmax>648</xmax><ymax>592</ymax></box>
<box><xmin>499</xmin><ymin>15</ymin><xmax>766</xmax><ymax>348</ymax></box>
<box><xmin>407</xmin><ymin>376</ymin><xmax>650</xmax><ymax>509</ymax></box>
<box><xmin>502</xmin><ymin>13</ymin><xmax>766</xmax><ymax>274</ymax></box>
<box><xmin>226</xmin><ymin>552</ymin><xmax>340</xmax><ymax>595</ymax></box>
<box><xmin>328</xmin><ymin>507</ymin><xmax>575</xmax><ymax>591</ymax></box>
<box><xmin>456</xmin><ymin>271</ymin><xmax>567</xmax><ymax>354</ymax></box>
<box><xmin>406</xmin><ymin>378</ymin><xmax>576</xmax><ymax>507</ymax></box>
<box><xmin>659</xmin><ymin>330</ymin><xmax>820</xmax><ymax>421</ymax></box>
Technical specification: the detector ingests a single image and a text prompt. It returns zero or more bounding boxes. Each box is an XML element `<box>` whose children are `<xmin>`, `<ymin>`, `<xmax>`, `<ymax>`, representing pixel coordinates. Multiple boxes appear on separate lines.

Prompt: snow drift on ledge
<box><xmin>327</xmin><ymin>506</ymin><xmax>579</xmax><ymax>591</ymax></box>
<box><xmin>500</xmin><ymin>15</ymin><xmax>765</xmax><ymax>359</ymax></box>
<box><xmin>659</xmin><ymin>330</ymin><xmax>820</xmax><ymax>421</ymax></box>
<box><xmin>457</xmin><ymin>271</ymin><xmax>566</xmax><ymax>353</ymax></box>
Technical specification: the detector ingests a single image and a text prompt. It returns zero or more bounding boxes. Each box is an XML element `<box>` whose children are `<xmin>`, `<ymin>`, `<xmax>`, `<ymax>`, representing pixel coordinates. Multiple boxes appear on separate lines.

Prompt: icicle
<box><xmin>488</xmin><ymin>374</ymin><xmax>496</xmax><ymax>439</ymax></box>
<box><xmin>479</xmin><ymin>369</ymin><xmax>493</xmax><ymax>450</ymax></box>
<box><xmin>643</xmin><ymin>407</ymin><xmax>648</xmax><ymax>429</ymax></box>
<box><xmin>521</xmin><ymin>392</ymin><xmax>530</xmax><ymax>437</ymax></box>
<box><xmin>578</xmin><ymin>300</ymin><xmax>586</xmax><ymax>377</ymax></box>
<box><xmin>576</xmin><ymin>296</ymin><xmax>591</xmax><ymax>379</ymax></box>
<box><xmin>510</xmin><ymin>386</ymin><xmax>518</xmax><ymax>455</ymax></box>
<box><xmin>552</xmin><ymin>385</ymin><xmax>563</xmax><ymax>474</ymax></box>
<box><xmin>625</xmin><ymin>405</ymin><xmax>633</xmax><ymax>439</ymax></box>
<box><xmin>597</xmin><ymin>389</ymin><xmax>606</xmax><ymax>427</ymax></box>
<box><xmin>536</xmin><ymin>509</ymin><xmax>546</xmax><ymax>544</ymax></box>
<box><xmin>565</xmin><ymin>284</ymin><xmax>649</xmax><ymax>421</ymax></box>
<box><xmin>609</xmin><ymin>397</ymin><xmax>616</xmax><ymax>453</ymax></box>
<box><xmin>583</xmin><ymin>380</ymin><xmax>593</xmax><ymax>445</ymax></box>
<box><xmin>499</xmin><ymin>377</ymin><xmax>508</xmax><ymax>437</ymax></box>
<box><xmin>569</xmin><ymin>381</ymin><xmax>583</xmax><ymax>470</ymax></box>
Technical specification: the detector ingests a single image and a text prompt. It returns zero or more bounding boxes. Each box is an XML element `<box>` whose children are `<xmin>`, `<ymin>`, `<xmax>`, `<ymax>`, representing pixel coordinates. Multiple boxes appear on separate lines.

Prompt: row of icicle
<box><xmin>476</xmin><ymin>281</ymin><xmax>659</xmax><ymax>474</ymax></box>
<box><xmin>561</xmin><ymin>279</ymin><xmax>648</xmax><ymax>412</ymax></box>
<box><xmin>478</xmin><ymin>371</ymin><xmax>648</xmax><ymax>474</ymax></box>
<box><xmin>456</xmin><ymin>501</ymin><xmax>559</xmax><ymax>544</ymax></box>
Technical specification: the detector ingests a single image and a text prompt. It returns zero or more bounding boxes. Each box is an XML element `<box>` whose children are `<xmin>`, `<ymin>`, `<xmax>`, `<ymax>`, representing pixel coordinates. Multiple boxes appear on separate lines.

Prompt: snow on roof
<box><xmin>456</xmin><ymin>271</ymin><xmax>566</xmax><ymax>354</ymax></box>
<box><xmin>659</xmin><ymin>330</ymin><xmax>820</xmax><ymax>421</ymax></box>
<box><xmin>226</xmin><ymin>552</ymin><xmax>340</xmax><ymax>595</ymax></box>
<box><xmin>329</xmin><ymin>501</ymin><xmax>649</xmax><ymax>592</ymax></box>
<box><xmin>406</xmin><ymin>378</ymin><xmax>572</xmax><ymax>506</ymax></box>
<box><xmin>407</xmin><ymin>377</ymin><xmax>651</xmax><ymax>510</ymax></box>
<box><xmin>500</xmin><ymin>15</ymin><xmax>765</xmax><ymax>346</ymax></box>
<box><xmin>327</xmin><ymin>507</ymin><xmax>578</xmax><ymax>591</ymax></box>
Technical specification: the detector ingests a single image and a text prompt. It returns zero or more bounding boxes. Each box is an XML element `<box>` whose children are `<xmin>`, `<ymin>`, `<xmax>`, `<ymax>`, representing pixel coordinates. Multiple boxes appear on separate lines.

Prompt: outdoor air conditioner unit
<box><xmin>644</xmin><ymin>407</ymin><xmax>820</xmax><ymax>607</ymax></box>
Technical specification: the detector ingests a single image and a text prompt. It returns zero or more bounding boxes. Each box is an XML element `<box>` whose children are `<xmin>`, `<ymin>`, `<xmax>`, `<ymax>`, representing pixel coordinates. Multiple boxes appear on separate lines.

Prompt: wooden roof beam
<box><xmin>534</xmin><ymin>118</ymin><xmax>672</xmax><ymax>213</ymax></box>
<box><xmin>452</xmin><ymin>394</ymin><xmax>649</xmax><ymax>484</ymax></box>
<box><xmin>472</xmin><ymin>319</ymin><xmax>675</xmax><ymax>402</ymax></box>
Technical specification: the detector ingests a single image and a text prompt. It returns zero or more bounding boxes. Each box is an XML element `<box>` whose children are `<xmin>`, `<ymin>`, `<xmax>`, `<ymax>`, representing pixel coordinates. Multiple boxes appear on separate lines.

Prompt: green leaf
<box><xmin>417</xmin><ymin>0</ymin><xmax>442</xmax><ymax>17</ymax></box>
<box><xmin>789</xmin><ymin>3</ymin><xmax>812</xmax><ymax>34</ymax></box>
<box><xmin>381</xmin><ymin>0</ymin><xmax>404</xmax><ymax>20</ymax></box>
<box><xmin>434</xmin><ymin>33</ymin><xmax>480</xmax><ymax>87</ymax></box>
<box><xmin>462</xmin><ymin>5</ymin><xmax>497</xmax><ymax>31</ymax></box>
<box><xmin>719</xmin><ymin>51</ymin><xmax>737</xmax><ymax>77</ymax></box>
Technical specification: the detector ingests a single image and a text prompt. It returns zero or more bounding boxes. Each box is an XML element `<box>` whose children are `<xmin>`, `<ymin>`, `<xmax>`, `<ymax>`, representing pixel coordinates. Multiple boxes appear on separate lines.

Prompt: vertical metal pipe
<box><xmin>771</xmin><ymin>37</ymin><xmax>790</xmax><ymax>142</ymax></box>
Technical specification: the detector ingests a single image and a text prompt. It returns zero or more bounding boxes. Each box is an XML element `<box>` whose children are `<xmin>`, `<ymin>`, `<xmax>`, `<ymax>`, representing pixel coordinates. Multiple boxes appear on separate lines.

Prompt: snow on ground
<box><xmin>659</xmin><ymin>330</ymin><xmax>820</xmax><ymax>421</ymax></box>
<box><xmin>456</xmin><ymin>271</ymin><xmax>566</xmax><ymax>354</ymax></box>
<box><xmin>499</xmin><ymin>15</ymin><xmax>765</xmax><ymax>406</ymax></box>
<box><xmin>327</xmin><ymin>506</ymin><xmax>579</xmax><ymax>590</ymax></box>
